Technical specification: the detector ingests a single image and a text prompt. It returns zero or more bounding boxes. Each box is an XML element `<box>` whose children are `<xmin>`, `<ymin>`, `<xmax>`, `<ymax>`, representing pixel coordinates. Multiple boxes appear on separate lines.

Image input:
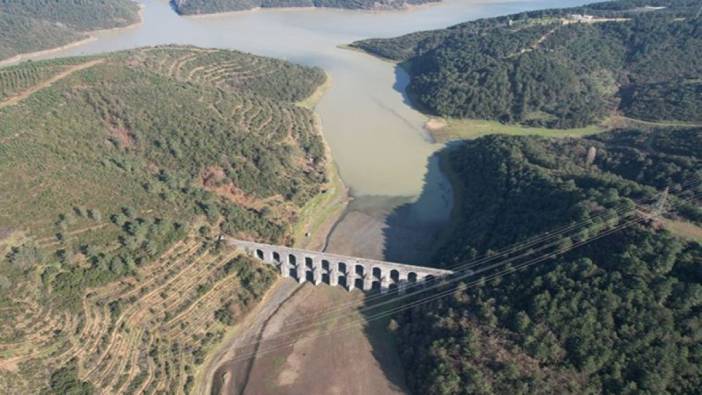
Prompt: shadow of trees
<box><xmin>383</xmin><ymin>147</ymin><xmax>456</xmax><ymax>265</ymax></box>
<box><xmin>357</xmin><ymin>143</ymin><xmax>461</xmax><ymax>394</ymax></box>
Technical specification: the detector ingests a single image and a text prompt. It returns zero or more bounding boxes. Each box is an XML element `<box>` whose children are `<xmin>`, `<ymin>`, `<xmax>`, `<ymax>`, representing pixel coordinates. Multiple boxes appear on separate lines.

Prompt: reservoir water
<box><xmin>20</xmin><ymin>0</ymin><xmax>590</xmax><ymax>262</ymax></box>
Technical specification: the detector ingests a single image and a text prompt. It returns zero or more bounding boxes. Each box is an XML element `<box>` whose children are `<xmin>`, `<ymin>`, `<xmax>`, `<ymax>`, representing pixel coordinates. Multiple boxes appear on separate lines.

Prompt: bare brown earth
<box><xmin>218</xmin><ymin>284</ymin><xmax>408</xmax><ymax>395</ymax></box>
<box><xmin>200</xmin><ymin>279</ymin><xmax>303</xmax><ymax>395</ymax></box>
<box><xmin>423</xmin><ymin>117</ymin><xmax>447</xmax><ymax>134</ymax></box>
<box><xmin>323</xmin><ymin>195</ymin><xmax>442</xmax><ymax>265</ymax></box>
<box><xmin>324</xmin><ymin>205</ymin><xmax>389</xmax><ymax>260</ymax></box>
<box><xmin>0</xmin><ymin>228</ymin><xmax>12</xmax><ymax>241</ymax></box>
<box><xmin>200</xmin><ymin>219</ymin><xmax>411</xmax><ymax>395</ymax></box>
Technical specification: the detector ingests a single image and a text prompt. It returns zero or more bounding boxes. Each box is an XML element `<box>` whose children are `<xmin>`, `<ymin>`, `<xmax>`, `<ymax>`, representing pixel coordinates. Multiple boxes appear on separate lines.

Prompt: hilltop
<box><xmin>171</xmin><ymin>0</ymin><xmax>439</xmax><ymax>15</ymax></box>
<box><xmin>352</xmin><ymin>0</ymin><xmax>702</xmax><ymax>130</ymax></box>
<box><xmin>0</xmin><ymin>46</ymin><xmax>330</xmax><ymax>393</ymax></box>
<box><xmin>0</xmin><ymin>0</ymin><xmax>141</xmax><ymax>62</ymax></box>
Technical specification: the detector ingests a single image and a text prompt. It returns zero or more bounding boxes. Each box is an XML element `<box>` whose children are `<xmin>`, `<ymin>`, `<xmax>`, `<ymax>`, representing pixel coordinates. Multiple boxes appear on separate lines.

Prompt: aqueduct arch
<box><xmin>230</xmin><ymin>239</ymin><xmax>453</xmax><ymax>294</ymax></box>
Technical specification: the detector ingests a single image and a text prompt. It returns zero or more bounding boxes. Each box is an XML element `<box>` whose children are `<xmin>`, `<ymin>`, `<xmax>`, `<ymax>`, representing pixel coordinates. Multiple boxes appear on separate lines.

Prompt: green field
<box><xmin>427</xmin><ymin>114</ymin><xmax>702</xmax><ymax>142</ymax></box>
<box><xmin>429</xmin><ymin>117</ymin><xmax>603</xmax><ymax>141</ymax></box>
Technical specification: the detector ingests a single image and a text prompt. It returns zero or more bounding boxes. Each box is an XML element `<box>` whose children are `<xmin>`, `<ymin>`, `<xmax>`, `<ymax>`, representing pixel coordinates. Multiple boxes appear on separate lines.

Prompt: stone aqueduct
<box><xmin>230</xmin><ymin>239</ymin><xmax>453</xmax><ymax>293</ymax></box>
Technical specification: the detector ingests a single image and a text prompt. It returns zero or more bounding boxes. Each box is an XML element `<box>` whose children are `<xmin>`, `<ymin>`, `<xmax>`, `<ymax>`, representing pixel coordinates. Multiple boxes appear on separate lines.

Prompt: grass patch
<box><xmin>661</xmin><ymin>218</ymin><xmax>702</xmax><ymax>244</ymax></box>
<box><xmin>292</xmin><ymin>159</ymin><xmax>348</xmax><ymax>249</ymax></box>
<box><xmin>429</xmin><ymin>117</ymin><xmax>603</xmax><ymax>142</ymax></box>
<box><xmin>604</xmin><ymin>115</ymin><xmax>702</xmax><ymax>129</ymax></box>
<box><xmin>292</xmin><ymin>76</ymin><xmax>349</xmax><ymax>249</ymax></box>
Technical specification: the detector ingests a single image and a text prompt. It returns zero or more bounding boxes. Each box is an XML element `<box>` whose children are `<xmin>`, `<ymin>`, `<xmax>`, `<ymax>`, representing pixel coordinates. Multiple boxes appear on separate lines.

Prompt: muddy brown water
<box><xmin>12</xmin><ymin>1</ymin><xmax>593</xmax><ymax>393</ymax></box>
<box><xmin>12</xmin><ymin>0</ymin><xmax>591</xmax><ymax>261</ymax></box>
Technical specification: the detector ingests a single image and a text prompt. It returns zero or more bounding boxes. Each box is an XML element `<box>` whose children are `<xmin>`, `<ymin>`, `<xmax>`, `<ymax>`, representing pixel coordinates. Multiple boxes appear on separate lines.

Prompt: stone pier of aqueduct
<box><xmin>230</xmin><ymin>239</ymin><xmax>453</xmax><ymax>294</ymax></box>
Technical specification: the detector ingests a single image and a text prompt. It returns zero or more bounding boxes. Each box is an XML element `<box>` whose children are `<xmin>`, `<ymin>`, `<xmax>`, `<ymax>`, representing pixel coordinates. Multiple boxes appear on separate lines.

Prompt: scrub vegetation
<box><xmin>352</xmin><ymin>0</ymin><xmax>702</xmax><ymax>129</ymax></box>
<box><xmin>0</xmin><ymin>46</ymin><xmax>329</xmax><ymax>393</ymax></box>
<box><xmin>0</xmin><ymin>0</ymin><xmax>140</xmax><ymax>61</ymax></box>
<box><xmin>394</xmin><ymin>128</ymin><xmax>702</xmax><ymax>394</ymax></box>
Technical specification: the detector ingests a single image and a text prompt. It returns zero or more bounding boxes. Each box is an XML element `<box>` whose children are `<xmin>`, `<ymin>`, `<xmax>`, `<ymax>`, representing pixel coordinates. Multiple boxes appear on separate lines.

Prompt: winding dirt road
<box><xmin>197</xmin><ymin>278</ymin><xmax>302</xmax><ymax>395</ymax></box>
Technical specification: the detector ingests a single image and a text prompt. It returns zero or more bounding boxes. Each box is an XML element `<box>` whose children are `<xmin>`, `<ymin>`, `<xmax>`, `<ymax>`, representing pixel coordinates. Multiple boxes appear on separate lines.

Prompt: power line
<box><xmin>220</xmin><ymin>183</ymin><xmax>701</xmax><ymax>359</ymax></box>
<box><xmin>222</xmin><ymin>210</ymin><xmax>660</xmax><ymax>365</ymax></box>
<box><xmin>230</xmin><ymin>179</ymin><xmax>701</xmax><ymax>351</ymax></box>
<box><xmin>237</xmin><ymin>206</ymin><xmax>638</xmax><ymax>347</ymax></box>
<box><xmin>264</xmin><ymin>176</ymin><xmax>701</xmax><ymax>330</ymax></box>
<box><xmin>225</xmin><ymin>185</ymin><xmax>701</xmax><ymax>366</ymax></box>
<box><xmin>308</xmin><ymin>175</ymin><xmax>700</xmax><ymax>310</ymax></box>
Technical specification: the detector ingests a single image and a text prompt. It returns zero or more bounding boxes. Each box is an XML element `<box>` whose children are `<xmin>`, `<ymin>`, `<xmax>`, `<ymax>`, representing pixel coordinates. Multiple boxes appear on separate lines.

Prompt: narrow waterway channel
<box><xmin>16</xmin><ymin>0</ymin><xmax>590</xmax><ymax>262</ymax></box>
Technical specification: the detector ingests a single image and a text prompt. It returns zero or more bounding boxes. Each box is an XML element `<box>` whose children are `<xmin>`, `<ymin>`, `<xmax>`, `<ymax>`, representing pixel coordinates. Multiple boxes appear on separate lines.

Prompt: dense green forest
<box><xmin>352</xmin><ymin>0</ymin><xmax>702</xmax><ymax>128</ymax></box>
<box><xmin>171</xmin><ymin>0</ymin><xmax>437</xmax><ymax>15</ymax></box>
<box><xmin>395</xmin><ymin>128</ymin><xmax>702</xmax><ymax>394</ymax></box>
<box><xmin>0</xmin><ymin>46</ymin><xmax>328</xmax><ymax>393</ymax></box>
<box><xmin>0</xmin><ymin>0</ymin><xmax>140</xmax><ymax>61</ymax></box>
<box><xmin>620</xmin><ymin>80</ymin><xmax>702</xmax><ymax>122</ymax></box>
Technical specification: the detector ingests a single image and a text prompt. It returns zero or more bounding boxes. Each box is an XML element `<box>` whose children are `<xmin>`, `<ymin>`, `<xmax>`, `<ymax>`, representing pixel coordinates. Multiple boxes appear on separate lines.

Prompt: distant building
<box><xmin>568</xmin><ymin>14</ymin><xmax>595</xmax><ymax>22</ymax></box>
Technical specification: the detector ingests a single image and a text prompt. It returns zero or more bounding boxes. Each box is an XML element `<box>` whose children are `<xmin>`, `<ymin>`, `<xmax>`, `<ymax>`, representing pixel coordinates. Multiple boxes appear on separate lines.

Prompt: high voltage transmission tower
<box><xmin>652</xmin><ymin>186</ymin><xmax>670</xmax><ymax>217</ymax></box>
<box><xmin>217</xmin><ymin>179</ymin><xmax>700</xmax><ymax>366</ymax></box>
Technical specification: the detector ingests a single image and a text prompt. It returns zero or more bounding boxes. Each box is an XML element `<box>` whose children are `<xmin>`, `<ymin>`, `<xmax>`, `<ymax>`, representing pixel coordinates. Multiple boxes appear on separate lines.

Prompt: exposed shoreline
<box><xmin>179</xmin><ymin>0</ymin><xmax>443</xmax><ymax>19</ymax></box>
<box><xmin>0</xmin><ymin>37</ymin><xmax>97</xmax><ymax>68</ymax></box>
<box><xmin>196</xmin><ymin>71</ymin><xmax>349</xmax><ymax>393</ymax></box>
<box><xmin>428</xmin><ymin>145</ymin><xmax>464</xmax><ymax>258</ymax></box>
<box><xmin>338</xmin><ymin>43</ymin><xmax>401</xmax><ymax>65</ymax></box>
<box><xmin>0</xmin><ymin>5</ymin><xmax>145</xmax><ymax>67</ymax></box>
<box><xmin>292</xmin><ymin>72</ymin><xmax>351</xmax><ymax>251</ymax></box>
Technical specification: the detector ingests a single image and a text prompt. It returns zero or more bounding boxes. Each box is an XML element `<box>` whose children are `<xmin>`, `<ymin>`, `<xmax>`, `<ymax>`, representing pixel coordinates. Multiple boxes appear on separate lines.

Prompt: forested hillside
<box><xmin>171</xmin><ymin>0</ymin><xmax>437</xmax><ymax>15</ymax></box>
<box><xmin>620</xmin><ymin>80</ymin><xmax>702</xmax><ymax>122</ymax></box>
<box><xmin>394</xmin><ymin>129</ymin><xmax>702</xmax><ymax>394</ymax></box>
<box><xmin>0</xmin><ymin>0</ymin><xmax>140</xmax><ymax>62</ymax></box>
<box><xmin>0</xmin><ymin>46</ymin><xmax>328</xmax><ymax>393</ymax></box>
<box><xmin>352</xmin><ymin>0</ymin><xmax>702</xmax><ymax>128</ymax></box>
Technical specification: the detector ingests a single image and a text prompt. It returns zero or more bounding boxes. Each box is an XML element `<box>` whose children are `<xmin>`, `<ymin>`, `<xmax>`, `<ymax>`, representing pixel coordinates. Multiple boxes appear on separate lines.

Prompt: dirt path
<box><xmin>197</xmin><ymin>279</ymin><xmax>302</xmax><ymax>395</ymax></box>
<box><xmin>0</xmin><ymin>59</ymin><xmax>104</xmax><ymax>109</ymax></box>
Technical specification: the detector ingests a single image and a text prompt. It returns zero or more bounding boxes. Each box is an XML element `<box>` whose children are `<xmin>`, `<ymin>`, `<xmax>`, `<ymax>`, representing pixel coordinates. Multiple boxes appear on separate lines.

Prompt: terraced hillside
<box><xmin>1</xmin><ymin>235</ymin><xmax>275</xmax><ymax>394</ymax></box>
<box><xmin>0</xmin><ymin>46</ymin><xmax>329</xmax><ymax>393</ymax></box>
<box><xmin>171</xmin><ymin>0</ymin><xmax>438</xmax><ymax>15</ymax></box>
<box><xmin>0</xmin><ymin>0</ymin><xmax>141</xmax><ymax>62</ymax></box>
